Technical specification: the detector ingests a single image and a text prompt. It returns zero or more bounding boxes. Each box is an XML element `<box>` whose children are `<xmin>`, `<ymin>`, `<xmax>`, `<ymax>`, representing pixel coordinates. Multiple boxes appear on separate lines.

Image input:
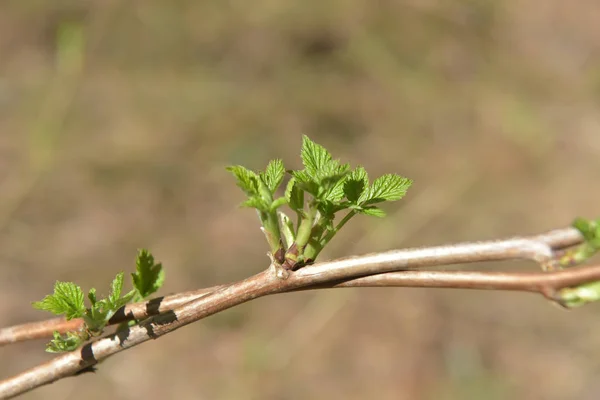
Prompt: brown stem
<box><xmin>0</xmin><ymin>226</ymin><xmax>589</xmax><ymax>398</ymax></box>
<box><xmin>1</xmin><ymin>227</ymin><xmax>582</xmax><ymax>346</ymax></box>
<box><xmin>0</xmin><ymin>286</ymin><xmax>224</xmax><ymax>347</ymax></box>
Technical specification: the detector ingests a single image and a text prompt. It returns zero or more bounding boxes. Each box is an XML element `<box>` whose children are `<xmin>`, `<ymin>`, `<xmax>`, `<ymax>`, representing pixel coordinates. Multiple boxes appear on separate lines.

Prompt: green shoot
<box><xmin>559</xmin><ymin>217</ymin><xmax>600</xmax><ymax>267</ymax></box>
<box><xmin>226</xmin><ymin>160</ymin><xmax>288</xmax><ymax>261</ymax></box>
<box><xmin>32</xmin><ymin>250</ymin><xmax>165</xmax><ymax>352</ymax></box>
<box><xmin>555</xmin><ymin>216</ymin><xmax>600</xmax><ymax>308</ymax></box>
<box><xmin>227</xmin><ymin>135</ymin><xmax>412</xmax><ymax>270</ymax></box>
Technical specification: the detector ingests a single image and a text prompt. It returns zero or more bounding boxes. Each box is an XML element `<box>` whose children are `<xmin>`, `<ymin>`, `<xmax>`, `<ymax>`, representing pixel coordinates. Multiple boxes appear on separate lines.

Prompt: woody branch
<box><xmin>0</xmin><ymin>226</ymin><xmax>595</xmax><ymax>399</ymax></box>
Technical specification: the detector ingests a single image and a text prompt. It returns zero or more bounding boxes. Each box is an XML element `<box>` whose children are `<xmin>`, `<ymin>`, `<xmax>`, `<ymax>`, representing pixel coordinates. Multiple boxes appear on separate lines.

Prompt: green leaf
<box><xmin>262</xmin><ymin>159</ymin><xmax>285</xmax><ymax>192</ymax></box>
<box><xmin>285</xmin><ymin>178</ymin><xmax>304</xmax><ymax>212</ymax></box>
<box><xmin>46</xmin><ymin>330</ymin><xmax>86</xmax><ymax>353</ymax></box>
<box><xmin>85</xmin><ymin>301</ymin><xmax>110</xmax><ymax>331</ymax></box>
<box><xmin>300</xmin><ymin>135</ymin><xmax>333</xmax><ymax>181</ymax></box>
<box><xmin>573</xmin><ymin>217</ymin><xmax>600</xmax><ymax>246</ymax></box>
<box><xmin>241</xmin><ymin>196</ymin><xmax>269</xmax><ymax>211</ymax></box>
<box><xmin>270</xmin><ymin>196</ymin><xmax>288</xmax><ymax>211</ymax></box>
<box><xmin>109</xmin><ymin>272</ymin><xmax>124</xmax><ymax>305</ymax></box>
<box><xmin>132</xmin><ymin>249</ymin><xmax>165</xmax><ymax>300</ymax></box>
<box><xmin>360</xmin><ymin>174</ymin><xmax>412</xmax><ymax>205</ymax></box>
<box><xmin>573</xmin><ymin>217</ymin><xmax>595</xmax><ymax>240</ymax></box>
<box><xmin>358</xmin><ymin>206</ymin><xmax>386</xmax><ymax>218</ymax></box>
<box><xmin>88</xmin><ymin>288</ymin><xmax>97</xmax><ymax>305</ymax></box>
<box><xmin>278</xmin><ymin>211</ymin><xmax>295</xmax><ymax>249</ymax></box>
<box><xmin>33</xmin><ymin>281</ymin><xmax>86</xmax><ymax>320</ymax></box>
<box><xmin>226</xmin><ymin>165</ymin><xmax>260</xmax><ymax>196</ymax></box>
<box><xmin>344</xmin><ymin>166</ymin><xmax>368</xmax><ymax>203</ymax></box>
<box><xmin>290</xmin><ymin>170</ymin><xmax>319</xmax><ymax>196</ymax></box>
<box><xmin>559</xmin><ymin>280</ymin><xmax>600</xmax><ymax>308</ymax></box>
<box><xmin>108</xmin><ymin>272</ymin><xmax>136</xmax><ymax>310</ymax></box>
<box><xmin>321</xmin><ymin>169</ymin><xmax>350</xmax><ymax>202</ymax></box>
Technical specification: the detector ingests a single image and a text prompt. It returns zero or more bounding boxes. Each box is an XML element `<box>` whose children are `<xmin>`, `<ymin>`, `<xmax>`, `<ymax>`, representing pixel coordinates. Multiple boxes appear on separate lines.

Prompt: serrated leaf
<box><xmin>358</xmin><ymin>206</ymin><xmax>386</xmax><ymax>218</ymax></box>
<box><xmin>85</xmin><ymin>302</ymin><xmax>110</xmax><ymax>331</ymax></box>
<box><xmin>360</xmin><ymin>174</ymin><xmax>412</xmax><ymax>205</ymax></box>
<box><xmin>290</xmin><ymin>170</ymin><xmax>320</xmax><ymax>197</ymax></box>
<box><xmin>285</xmin><ymin>178</ymin><xmax>304</xmax><ymax>212</ymax></box>
<box><xmin>109</xmin><ymin>272</ymin><xmax>124</xmax><ymax>305</ymax></box>
<box><xmin>344</xmin><ymin>166</ymin><xmax>368</xmax><ymax>203</ymax></box>
<box><xmin>262</xmin><ymin>159</ymin><xmax>285</xmax><ymax>192</ymax></box>
<box><xmin>241</xmin><ymin>196</ymin><xmax>269</xmax><ymax>211</ymax></box>
<box><xmin>33</xmin><ymin>281</ymin><xmax>86</xmax><ymax>320</ymax></box>
<box><xmin>290</xmin><ymin>169</ymin><xmax>312</xmax><ymax>186</ymax></box>
<box><xmin>132</xmin><ymin>249</ymin><xmax>165</xmax><ymax>300</ymax></box>
<box><xmin>88</xmin><ymin>288</ymin><xmax>97</xmax><ymax>306</ymax></box>
<box><xmin>322</xmin><ymin>169</ymin><xmax>350</xmax><ymax>202</ymax></box>
<box><xmin>226</xmin><ymin>165</ymin><xmax>260</xmax><ymax>196</ymax></box>
<box><xmin>324</xmin><ymin>179</ymin><xmax>346</xmax><ymax>202</ymax></box>
<box><xmin>46</xmin><ymin>330</ymin><xmax>85</xmax><ymax>353</ymax></box>
<box><xmin>301</xmin><ymin>135</ymin><xmax>333</xmax><ymax>180</ymax></box>
<box><xmin>107</xmin><ymin>273</ymin><xmax>136</xmax><ymax>310</ymax></box>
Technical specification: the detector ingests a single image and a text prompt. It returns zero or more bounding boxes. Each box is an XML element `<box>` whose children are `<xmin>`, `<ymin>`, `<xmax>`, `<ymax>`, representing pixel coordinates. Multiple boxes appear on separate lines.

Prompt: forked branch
<box><xmin>0</xmin><ymin>226</ymin><xmax>581</xmax><ymax>346</ymax></box>
<box><xmin>1</xmin><ymin>226</ymin><xmax>598</xmax><ymax>399</ymax></box>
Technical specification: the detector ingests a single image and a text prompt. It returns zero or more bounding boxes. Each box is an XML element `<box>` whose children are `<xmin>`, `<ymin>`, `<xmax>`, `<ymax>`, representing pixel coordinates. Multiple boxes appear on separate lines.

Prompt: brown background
<box><xmin>1</xmin><ymin>1</ymin><xmax>600</xmax><ymax>399</ymax></box>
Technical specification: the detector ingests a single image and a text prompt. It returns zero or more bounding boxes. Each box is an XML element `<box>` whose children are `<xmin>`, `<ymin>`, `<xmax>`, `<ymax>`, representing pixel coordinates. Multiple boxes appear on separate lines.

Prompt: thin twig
<box><xmin>330</xmin><ymin>265</ymin><xmax>600</xmax><ymax>299</ymax></box>
<box><xmin>0</xmin><ymin>286</ymin><xmax>224</xmax><ymax>346</ymax></box>
<box><xmin>0</xmin><ymin>226</ymin><xmax>589</xmax><ymax>398</ymax></box>
<box><xmin>0</xmin><ymin>227</ymin><xmax>580</xmax><ymax>346</ymax></box>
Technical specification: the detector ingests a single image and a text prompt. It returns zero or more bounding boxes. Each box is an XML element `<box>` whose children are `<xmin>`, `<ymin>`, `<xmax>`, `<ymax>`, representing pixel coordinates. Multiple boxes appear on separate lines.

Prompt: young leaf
<box><xmin>46</xmin><ymin>330</ymin><xmax>86</xmax><ymax>353</ymax></box>
<box><xmin>285</xmin><ymin>178</ymin><xmax>304</xmax><ymax>212</ymax></box>
<box><xmin>360</xmin><ymin>174</ymin><xmax>412</xmax><ymax>205</ymax></box>
<box><xmin>88</xmin><ymin>288</ymin><xmax>98</xmax><ymax>306</ymax></box>
<box><xmin>109</xmin><ymin>272</ymin><xmax>124</xmax><ymax>304</ymax></box>
<box><xmin>301</xmin><ymin>135</ymin><xmax>333</xmax><ymax>181</ymax></box>
<box><xmin>226</xmin><ymin>165</ymin><xmax>259</xmax><ymax>196</ymax></box>
<box><xmin>358</xmin><ymin>206</ymin><xmax>386</xmax><ymax>218</ymax></box>
<box><xmin>108</xmin><ymin>272</ymin><xmax>136</xmax><ymax>310</ymax></box>
<box><xmin>573</xmin><ymin>217</ymin><xmax>600</xmax><ymax>246</ymax></box>
<box><xmin>321</xmin><ymin>169</ymin><xmax>350</xmax><ymax>202</ymax></box>
<box><xmin>132</xmin><ymin>249</ymin><xmax>165</xmax><ymax>299</ymax></box>
<box><xmin>262</xmin><ymin>159</ymin><xmax>285</xmax><ymax>192</ymax></box>
<box><xmin>241</xmin><ymin>196</ymin><xmax>269</xmax><ymax>211</ymax></box>
<box><xmin>270</xmin><ymin>196</ymin><xmax>288</xmax><ymax>211</ymax></box>
<box><xmin>344</xmin><ymin>166</ymin><xmax>368</xmax><ymax>203</ymax></box>
<box><xmin>33</xmin><ymin>281</ymin><xmax>86</xmax><ymax>320</ymax></box>
<box><xmin>84</xmin><ymin>301</ymin><xmax>111</xmax><ymax>332</ymax></box>
<box><xmin>278</xmin><ymin>211</ymin><xmax>295</xmax><ymax>249</ymax></box>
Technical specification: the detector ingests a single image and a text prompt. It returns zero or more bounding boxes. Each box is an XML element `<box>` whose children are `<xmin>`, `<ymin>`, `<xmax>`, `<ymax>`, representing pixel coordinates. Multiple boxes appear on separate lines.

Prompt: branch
<box><xmin>0</xmin><ymin>227</ymin><xmax>582</xmax><ymax>346</ymax></box>
<box><xmin>0</xmin><ymin>226</ymin><xmax>590</xmax><ymax>398</ymax></box>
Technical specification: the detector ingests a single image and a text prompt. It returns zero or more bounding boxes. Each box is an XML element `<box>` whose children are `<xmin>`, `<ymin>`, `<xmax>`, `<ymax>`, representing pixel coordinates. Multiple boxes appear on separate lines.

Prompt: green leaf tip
<box><xmin>132</xmin><ymin>249</ymin><xmax>165</xmax><ymax>300</ymax></box>
<box><xmin>263</xmin><ymin>159</ymin><xmax>285</xmax><ymax>192</ymax></box>
<box><xmin>108</xmin><ymin>272</ymin><xmax>136</xmax><ymax>310</ymax></box>
<box><xmin>301</xmin><ymin>135</ymin><xmax>333</xmax><ymax>180</ymax></box>
<box><xmin>572</xmin><ymin>217</ymin><xmax>600</xmax><ymax>246</ymax></box>
<box><xmin>361</xmin><ymin>174</ymin><xmax>412</xmax><ymax>205</ymax></box>
<box><xmin>32</xmin><ymin>281</ymin><xmax>86</xmax><ymax>320</ymax></box>
<box><xmin>226</xmin><ymin>165</ymin><xmax>260</xmax><ymax>197</ymax></box>
<box><xmin>558</xmin><ymin>280</ymin><xmax>600</xmax><ymax>308</ymax></box>
<box><xmin>567</xmin><ymin>217</ymin><xmax>600</xmax><ymax>267</ymax></box>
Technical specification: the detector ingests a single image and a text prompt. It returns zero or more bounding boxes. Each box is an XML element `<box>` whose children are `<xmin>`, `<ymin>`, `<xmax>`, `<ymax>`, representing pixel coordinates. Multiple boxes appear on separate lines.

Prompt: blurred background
<box><xmin>1</xmin><ymin>1</ymin><xmax>600</xmax><ymax>399</ymax></box>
